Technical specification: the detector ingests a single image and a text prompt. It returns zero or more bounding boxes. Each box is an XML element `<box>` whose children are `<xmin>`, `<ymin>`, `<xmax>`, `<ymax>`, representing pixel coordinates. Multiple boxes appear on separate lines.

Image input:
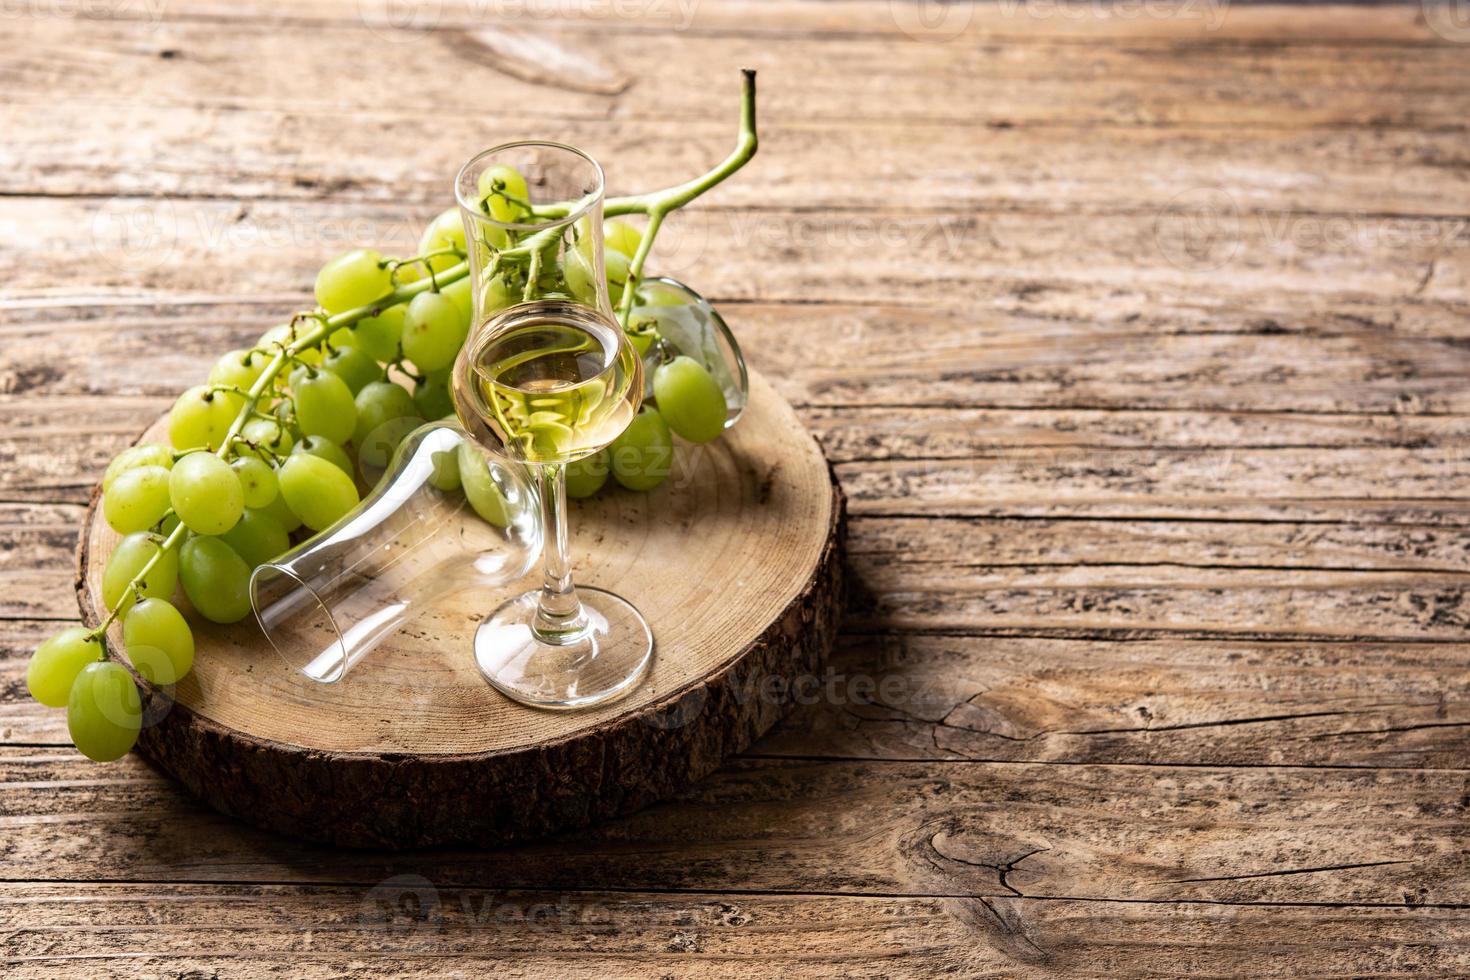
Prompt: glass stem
<box><xmin>532</xmin><ymin>462</ymin><xmax>587</xmax><ymax>641</ymax></box>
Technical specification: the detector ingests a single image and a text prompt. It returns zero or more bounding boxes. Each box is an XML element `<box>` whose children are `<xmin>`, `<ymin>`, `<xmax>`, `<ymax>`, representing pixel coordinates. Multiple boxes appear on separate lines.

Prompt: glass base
<box><xmin>473</xmin><ymin>587</ymin><xmax>654</xmax><ymax>710</ymax></box>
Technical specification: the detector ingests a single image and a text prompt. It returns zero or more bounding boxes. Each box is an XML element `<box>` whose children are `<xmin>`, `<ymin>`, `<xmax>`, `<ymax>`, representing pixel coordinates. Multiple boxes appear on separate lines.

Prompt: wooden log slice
<box><xmin>76</xmin><ymin>371</ymin><xmax>844</xmax><ymax>848</ymax></box>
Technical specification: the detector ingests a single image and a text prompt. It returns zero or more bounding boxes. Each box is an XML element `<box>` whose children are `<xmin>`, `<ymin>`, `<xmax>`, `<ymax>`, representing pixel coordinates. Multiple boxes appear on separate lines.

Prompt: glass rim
<box><xmin>250</xmin><ymin>561</ymin><xmax>350</xmax><ymax>685</ymax></box>
<box><xmin>454</xmin><ymin>140</ymin><xmax>606</xmax><ymax>233</ymax></box>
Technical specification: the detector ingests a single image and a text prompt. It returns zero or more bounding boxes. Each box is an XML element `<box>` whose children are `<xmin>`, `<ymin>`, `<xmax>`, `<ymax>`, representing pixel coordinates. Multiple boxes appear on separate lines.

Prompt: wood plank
<box><xmin>0</xmin><ymin>506</ymin><xmax>79</xmax><ymax>621</ymax></box>
<box><xmin>0</xmin><ymin>622</ymin><xmax>66</xmax><ymax>745</ymax></box>
<box><xmin>5</xmin><ymin>199</ymin><xmax>1465</xmax><ymax>320</ymax></box>
<box><xmin>850</xmin><ymin>514</ymin><xmax>1470</xmax><ymax>574</ymax></box>
<box><xmin>3</xmin><ymin>747</ymin><xmax>1468</xmax><ymax>906</ymax></box>
<box><xmin>25</xmin><ymin>0</ymin><xmax>1448</xmax><ymax>45</ymax></box>
<box><xmin>3</xmin><ymin>883</ymin><xmax>1469</xmax><ymax>978</ymax></box>
<box><xmin>10</xmin><ymin>616</ymin><xmax>1470</xmax><ymax>770</ymax></box>
<box><xmin>8</xmin><ymin>106</ymin><xmax>1470</xmax><ymax>219</ymax></box>
<box><xmin>11</xmin><ymin>301</ymin><xmax>1470</xmax><ymax>415</ymax></box>
<box><xmin>14</xmin><ymin>480</ymin><xmax>1470</xmax><ymax>626</ymax></box>
<box><xmin>761</xmin><ymin>633</ymin><xmax>1470</xmax><ymax>770</ymax></box>
<box><xmin>8</xmin><ymin>396</ymin><xmax>1470</xmax><ymax>516</ymax></box>
<box><xmin>5</xmin><ymin>11</ymin><xmax>1464</xmax><ymax>130</ymax></box>
<box><xmin>3</xmin><ymin>11</ymin><xmax>1466</xmax><ymax>137</ymax></box>
<box><xmin>836</xmin><ymin>450</ymin><xmax>1470</xmax><ymax>525</ymax></box>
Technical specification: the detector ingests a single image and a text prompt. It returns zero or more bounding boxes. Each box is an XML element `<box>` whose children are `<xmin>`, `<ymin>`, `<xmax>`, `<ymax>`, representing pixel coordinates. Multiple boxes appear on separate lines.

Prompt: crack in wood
<box><xmin>1161</xmin><ymin>860</ymin><xmax>1413</xmax><ymax>886</ymax></box>
<box><xmin>1299</xmin><ymin>720</ymin><xmax>1470</xmax><ymax>741</ymax></box>
<box><xmin>1052</xmin><ymin>704</ymin><xmax>1435</xmax><ymax>738</ymax></box>
<box><xmin>927</xmin><ymin>833</ymin><xmax>1052</xmax><ymax>899</ymax></box>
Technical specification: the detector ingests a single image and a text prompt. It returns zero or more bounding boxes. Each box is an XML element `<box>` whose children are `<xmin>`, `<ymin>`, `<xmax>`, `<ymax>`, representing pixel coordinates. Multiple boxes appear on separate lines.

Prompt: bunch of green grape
<box><xmin>461</xmin><ymin>166</ymin><xmax>733</xmax><ymax>498</ymax></box>
<box><xmin>30</xmin><ymin>165</ymin><xmax>737</xmax><ymax>765</ymax></box>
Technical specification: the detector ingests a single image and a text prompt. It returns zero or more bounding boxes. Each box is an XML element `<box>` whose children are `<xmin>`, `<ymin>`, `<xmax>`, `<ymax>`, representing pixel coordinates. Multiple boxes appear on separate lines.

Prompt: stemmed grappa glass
<box><xmin>451</xmin><ymin>142</ymin><xmax>654</xmax><ymax>709</ymax></box>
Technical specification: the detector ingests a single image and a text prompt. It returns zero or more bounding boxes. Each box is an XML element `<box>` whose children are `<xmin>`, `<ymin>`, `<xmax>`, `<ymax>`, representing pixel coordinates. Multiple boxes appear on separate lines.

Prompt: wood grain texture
<box><xmin>12</xmin><ymin>881</ymin><xmax>1470</xmax><ymax>977</ymax></box>
<box><xmin>5</xmin><ymin>747</ymin><xmax>1470</xmax><ymax>906</ymax></box>
<box><xmin>4</xmin><ymin>0</ymin><xmax>1470</xmax><ymax>973</ymax></box>
<box><xmin>6</xmin><ymin>884</ymin><xmax>1468</xmax><ymax>979</ymax></box>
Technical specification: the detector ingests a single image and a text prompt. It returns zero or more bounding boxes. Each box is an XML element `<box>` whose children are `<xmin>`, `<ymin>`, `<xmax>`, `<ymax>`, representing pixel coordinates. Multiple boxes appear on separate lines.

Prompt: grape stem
<box><xmin>92</xmin><ymin>70</ymin><xmax>760</xmax><ymax>644</ymax></box>
<box><xmin>612</xmin><ymin>69</ymin><xmax>756</xmax><ymax>326</ymax></box>
<box><xmin>528</xmin><ymin>69</ymin><xmax>758</xmax><ymax>327</ymax></box>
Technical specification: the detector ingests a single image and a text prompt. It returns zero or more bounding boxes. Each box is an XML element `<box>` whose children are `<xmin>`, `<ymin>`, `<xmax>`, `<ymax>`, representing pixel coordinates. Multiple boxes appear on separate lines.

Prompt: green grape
<box><xmin>610</xmin><ymin>406</ymin><xmax>673</xmax><ymax>491</ymax></box>
<box><xmin>418</xmin><ymin>207</ymin><xmax>467</xmax><ymax>274</ymax></box>
<box><xmin>168</xmin><ymin>452</ymin><xmax>244</xmax><ymax>536</ymax></box>
<box><xmin>103</xmin><ymin>532</ymin><xmax>180</xmax><ymax>615</ymax></box>
<box><xmin>457</xmin><ymin>441</ymin><xmax>512</xmax><ymax>526</ymax></box>
<box><xmin>358</xmin><ymin>416</ymin><xmax>423</xmax><ymax>474</ymax></box>
<box><xmin>221</xmin><ymin>508</ymin><xmax>290</xmax><ymax>568</ymax></box>
<box><xmin>230</xmin><ymin>455</ymin><xmax>278</xmax><ymax>509</ymax></box>
<box><xmin>653</xmin><ymin>355</ymin><xmax>727</xmax><ymax>444</ymax></box>
<box><xmin>208</xmin><ymin>348</ymin><xmax>267</xmax><ymax>390</ymax></box>
<box><xmin>180</xmin><ymin>536</ymin><xmax>252</xmax><ymax>624</ymax></box>
<box><xmin>67</xmin><ymin>661</ymin><xmax>142</xmax><ymax>762</ymax></box>
<box><xmin>168</xmin><ymin>385</ymin><xmax>244</xmax><ymax>451</ymax></box>
<box><xmin>442</xmin><ymin>276</ymin><xmax>473</xmax><ymax>326</ymax></box>
<box><xmin>122</xmin><ymin>597</ymin><xmax>194</xmax><ymax>686</ymax></box>
<box><xmin>533</xmin><ymin>262</ymin><xmax>573</xmax><ymax>300</ymax></box>
<box><xmin>638</xmin><ymin>282</ymin><xmax>687</xmax><ymax>307</ymax></box>
<box><xmin>564</xmin><ymin>247</ymin><xmax>598</xmax><ymax>305</ymax></box>
<box><xmin>605</xmin><ymin>249</ymin><xmax>632</xmax><ymax>307</ymax></box>
<box><xmin>482</xmin><ymin>274</ymin><xmax>515</xmax><ymax>317</ymax></box>
<box><xmin>104</xmin><ymin>464</ymin><xmax>172</xmax><ymax>533</ymax></box>
<box><xmin>241</xmin><ymin>417</ymin><xmax>294</xmax><ymax>459</ymax></box>
<box><xmin>256</xmin><ymin>489</ymin><xmax>303</xmax><ymax>534</ymax></box>
<box><xmin>342</xmin><ymin>304</ymin><xmax>405</xmax><ymax>363</ymax></box>
<box><xmin>627</xmin><ymin>319</ymin><xmax>659</xmax><ymax>357</ymax></box>
<box><xmin>565</xmin><ymin>448</ymin><xmax>610</xmax><ymax>498</ymax></box>
<box><xmin>477</xmin><ymin>164</ymin><xmax>530</xmax><ymax>223</ymax></box>
<box><xmin>353</xmin><ymin>380</ymin><xmax>417</xmax><ymax>447</ymax></box>
<box><xmin>26</xmin><ymin>626</ymin><xmax>103</xmax><ymax>708</ymax></box>
<box><xmin>293</xmin><ymin>435</ymin><xmax>355</xmax><ymax>478</ymax></box>
<box><xmin>604</xmin><ymin>219</ymin><xmax>642</xmax><ymax>258</ymax></box>
<box><xmin>401</xmin><ymin>291</ymin><xmax>469</xmax><ymax>372</ymax></box>
<box><xmin>279</xmin><ymin>453</ymin><xmax>360</xmax><ymax>532</ymax></box>
<box><xmin>315</xmin><ymin>248</ymin><xmax>393</xmax><ymax>315</ymax></box>
<box><xmin>413</xmin><ymin>374</ymin><xmax>455</xmax><ymax>420</ymax></box>
<box><xmin>321</xmin><ymin>345</ymin><xmax>382</xmax><ymax>395</ymax></box>
<box><xmin>102</xmin><ymin>443</ymin><xmax>173</xmax><ymax>492</ymax></box>
<box><xmin>429</xmin><ymin>446</ymin><xmax>461</xmax><ymax>492</ymax></box>
<box><xmin>294</xmin><ymin>369</ymin><xmax>358</xmax><ymax>446</ymax></box>
<box><xmin>258</xmin><ymin>323</ymin><xmax>322</xmax><ymax>366</ymax></box>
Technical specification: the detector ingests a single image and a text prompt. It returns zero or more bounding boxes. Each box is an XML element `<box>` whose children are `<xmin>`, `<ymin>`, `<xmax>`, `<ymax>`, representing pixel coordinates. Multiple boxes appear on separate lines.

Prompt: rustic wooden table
<box><xmin>4</xmin><ymin>1</ymin><xmax>1469</xmax><ymax>975</ymax></box>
